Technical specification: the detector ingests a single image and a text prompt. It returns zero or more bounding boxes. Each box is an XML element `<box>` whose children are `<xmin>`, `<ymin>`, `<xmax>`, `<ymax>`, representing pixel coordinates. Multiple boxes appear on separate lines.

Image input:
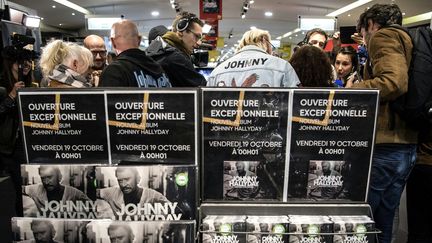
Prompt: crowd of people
<box><xmin>0</xmin><ymin>3</ymin><xmax>430</xmax><ymax>243</ymax></box>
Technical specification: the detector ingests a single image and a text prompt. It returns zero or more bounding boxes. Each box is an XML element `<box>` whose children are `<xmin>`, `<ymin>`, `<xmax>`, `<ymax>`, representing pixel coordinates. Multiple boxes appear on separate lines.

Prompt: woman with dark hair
<box><xmin>289</xmin><ymin>45</ymin><xmax>333</xmax><ymax>87</ymax></box>
<box><xmin>0</xmin><ymin>46</ymin><xmax>34</xmax><ymax>215</ymax></box>
<box><xmin>334</xmin><ymin>46</ymin><xmax>361</xmax><ymax>87</ymax></box>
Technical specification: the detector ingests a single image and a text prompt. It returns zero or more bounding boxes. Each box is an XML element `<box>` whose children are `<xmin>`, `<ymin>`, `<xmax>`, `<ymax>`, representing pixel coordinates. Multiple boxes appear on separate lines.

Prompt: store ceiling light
<box><xmin>86</xmin><ymin>15</ymin><xmax>122</xmax><ymax>30</ymax></box>
<box><xmin>151</xmin><ymin>11</ymin><xmax>159</xmax><ymax>16</ymax></box>
<box><xmin>326</xmin><ymin>0</ymin><xmax>372</xmax><ymax>17</ymax></box>
<box><xmin>265</xmin><ymin>11</ymin><xmax>273</xmax><ymax>17</ymax></box>
<box><xmin>402</xmin><ymin>11</ymin><xmax>432</xmax><ymax>25</ymax></box>
<box><xmin>22</xmin><ymin>15</ymin><xmax>41</xmax><ymax>28</ymax></box>
<box><xmin>53</xmin><ymin>0</ymin><xmax>91</xmax><ymax>15</ymax></box>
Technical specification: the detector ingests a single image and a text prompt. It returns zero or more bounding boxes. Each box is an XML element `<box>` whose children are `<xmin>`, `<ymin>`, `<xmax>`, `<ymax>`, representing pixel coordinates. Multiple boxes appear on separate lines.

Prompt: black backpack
<box><xmin>390</xmin><ymin>25</ymin><xmax>432</xmax><ymax>129</ymax></box>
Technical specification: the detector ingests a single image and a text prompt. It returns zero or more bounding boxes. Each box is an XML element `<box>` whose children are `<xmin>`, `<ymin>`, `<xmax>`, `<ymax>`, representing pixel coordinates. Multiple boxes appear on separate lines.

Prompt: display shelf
<box><xmin>200</xmin><ymin>202</ymin><xmax>373</xmax><ymax>216</ymax></box>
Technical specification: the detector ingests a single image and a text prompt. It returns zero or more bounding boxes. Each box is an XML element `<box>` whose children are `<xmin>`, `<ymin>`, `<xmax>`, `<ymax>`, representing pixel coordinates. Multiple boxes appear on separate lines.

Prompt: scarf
<box><xmin>49</xmin><ymin>64</ymin><xmax>92</xmax><ymax>88</ymax></box>
<box><xmin>162</xmin><ymin>31</ymin><xmax>191</xmax><ymax>55</ymax></box>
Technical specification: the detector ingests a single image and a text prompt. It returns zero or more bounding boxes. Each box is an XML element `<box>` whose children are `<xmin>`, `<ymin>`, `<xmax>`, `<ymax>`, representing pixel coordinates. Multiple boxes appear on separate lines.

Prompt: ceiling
<box><xmin>8</xmin><ymin>0</ymin><xmax>432</xmax><ymax>49</ymax></box>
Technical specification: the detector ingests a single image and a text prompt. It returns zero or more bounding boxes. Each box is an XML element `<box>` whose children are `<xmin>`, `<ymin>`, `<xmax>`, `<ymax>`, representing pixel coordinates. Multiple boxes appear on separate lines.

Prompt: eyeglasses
<box><xmin>265</xmin><ymin>39</ymin><xmax>276</xmax><ymax>51</ymax></box>
<box><xmin>186</xmin><ymin>29</ymin><xmax>203</xmax><ymax>41</ymax></box>
<box><xmin>308</xmin><ymin>40</ymin><xmax>325</xmax><ymax>48</ymax></box>
<box><xmin>91</xmin><ymin>50</ymin><xmax>107</xmax><ymax>57</ymax></box>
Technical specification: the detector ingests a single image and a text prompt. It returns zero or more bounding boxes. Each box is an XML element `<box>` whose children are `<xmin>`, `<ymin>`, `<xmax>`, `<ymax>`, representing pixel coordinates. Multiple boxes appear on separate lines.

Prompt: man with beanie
<box><xmin>146</xmin><ymin>11</ymin><xmax>207</xmax><ymax>87</ymax></box>
<box><xmin>148</xmin><ymin>25</ymin><xmax>168</xmax><ymax>44</ymax></box>
<box><xmin>99</xmin><ymin>20</ymin><xmax>171</xmax><ymax>88</ymax></box>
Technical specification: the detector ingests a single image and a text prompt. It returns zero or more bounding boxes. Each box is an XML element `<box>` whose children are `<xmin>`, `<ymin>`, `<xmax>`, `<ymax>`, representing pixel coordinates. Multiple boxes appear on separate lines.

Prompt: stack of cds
<box><xmin>289</xmin><ymin>215</ymin><xmax>334</xmax><ymax>243</ymax></box>
<box><xmin>12</xmin><ymin>217</ymin><xmax>195</xmax><ymax>243</ymax></box>
<box><xmin>329</xmin><ymin>215</ymin><xmax>375</xmax><ymax>243</ymax></box>
<box><xmin>246</xmin><ymin>216</ymin><xmax>289</xmax><ymax>243</ymax></box>
<box><xmin>202</xmin><ymin>215</ymin><xmax>246</xmax><ymax>243</ymax></box>
<box><xmin>201</xmin><ymin>215</ymin><xmax>376</xmax><ymax>243</ymax></box>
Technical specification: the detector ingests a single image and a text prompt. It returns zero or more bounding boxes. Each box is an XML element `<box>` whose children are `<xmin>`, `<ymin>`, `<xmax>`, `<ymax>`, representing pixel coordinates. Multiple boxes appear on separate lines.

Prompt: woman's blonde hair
<box><xmin>236</xmin><ymin>28</ymin><xmax>271</xmax><ymax>53</ymax></box>
<box><xmin>39</xmin><ymin>40</ymin><xmax>93</xmax><ymax>77</ymax></box>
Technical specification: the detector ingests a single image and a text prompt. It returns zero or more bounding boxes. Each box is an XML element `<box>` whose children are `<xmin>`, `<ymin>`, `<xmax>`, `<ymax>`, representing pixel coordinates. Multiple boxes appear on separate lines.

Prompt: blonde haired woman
<box><xmin>207</xmin><ymin>28</ymin><xmax>299</xmax><ymax>87</ymax></box>
<box><xmin>39</xmin><ymin>40</ymin><xmax>93</xmax><ymax>88</ymax></box>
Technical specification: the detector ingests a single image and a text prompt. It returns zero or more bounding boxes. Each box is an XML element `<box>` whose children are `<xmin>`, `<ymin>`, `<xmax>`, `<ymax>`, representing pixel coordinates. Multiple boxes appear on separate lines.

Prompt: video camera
<box><xmin>11</xmin><ymin>33</ymin><xmax>35</xmax><ymax>49</ymax></box>
<box><xmin>5</xmin><ymin>34</ymin><xmax>36</xmax><ymax>82</ymax></box>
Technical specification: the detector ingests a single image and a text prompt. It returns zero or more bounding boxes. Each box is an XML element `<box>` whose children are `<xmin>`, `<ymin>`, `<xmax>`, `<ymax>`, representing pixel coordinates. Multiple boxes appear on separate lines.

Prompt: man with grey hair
<box><xmin>107</xmin><ymin>223</ymin><xmax>134</xmax><ymax>243</ymax></box>
<box><xmin>23</xmin><ymin>165</ymin><xmax>90</xmax><ymax>215</ymax></box>
<box><xmin>99</xmin><ymin>19</ymin><xmax>171</xmax><ymax>87</ymax></box>
<box><xmin>98</xmin><ymin>167</ymin><xmax>170</xmax><ymax>216</ymax></box>
<box><xmin>30</xmin><ymin>220</ymin><xmax>59</xmax><ymax>243</ymax></box>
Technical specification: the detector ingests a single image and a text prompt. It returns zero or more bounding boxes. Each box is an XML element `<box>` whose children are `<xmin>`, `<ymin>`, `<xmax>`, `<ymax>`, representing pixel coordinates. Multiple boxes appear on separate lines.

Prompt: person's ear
<box><xmin>72</xmin><ymin>59</ymin><xmax>79</xmax><ymax>72</ymax></box>
<box><xmin>110</xmin><ymin>37</ymin><xmax>117</xmax><ymax>49</ymax></box>
<box><xmin>137</xmin><ymin>35</ymin><xmax>142</xmax><ymax>46</ymax></box>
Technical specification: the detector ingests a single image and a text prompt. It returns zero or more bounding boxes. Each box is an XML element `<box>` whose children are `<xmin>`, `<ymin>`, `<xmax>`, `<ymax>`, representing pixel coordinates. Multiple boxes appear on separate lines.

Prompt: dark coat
<box><xmin>99</xmin><ymin>48</ymin><xmax>171</xmax><ymax>88</ymax></box>
<box><xmin>146</xmin><ymin>36</ymin><xmax>206</xmax><ymax>87</ymax></box>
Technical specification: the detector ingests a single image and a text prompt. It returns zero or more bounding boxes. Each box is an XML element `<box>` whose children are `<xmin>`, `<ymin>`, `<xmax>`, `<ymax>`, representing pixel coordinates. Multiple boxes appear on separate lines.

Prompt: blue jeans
<box><xmin>368</xmin><ymin>144</ymin><xmax>416</xmax><ymax>243</ymax></box>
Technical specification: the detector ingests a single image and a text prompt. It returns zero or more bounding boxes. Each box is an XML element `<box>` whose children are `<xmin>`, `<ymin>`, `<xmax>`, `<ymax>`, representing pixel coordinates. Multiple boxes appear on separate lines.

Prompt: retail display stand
<box><xmin>201</xmin><ymin>88</ymin><xmax>380</xmax><ymax>243</ymax></box>
<box><xmin>13</xmin><ymin>87</ymin><xmax>380</xmax><ymax>242</ymax></box>
<box><xmin>14</xmin><ymin>88</ymin><xmax>199</xmax><ymax>242</ymax></box>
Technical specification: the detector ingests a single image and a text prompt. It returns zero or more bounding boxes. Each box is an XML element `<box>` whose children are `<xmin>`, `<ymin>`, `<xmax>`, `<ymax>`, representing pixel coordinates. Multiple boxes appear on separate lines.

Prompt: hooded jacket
<box><xmin>99</xmin><ymin>48</ymin><xmax>171</xmax><ymax>88</ymax></box>
<box><xmin>145</xmin><ymin>33</ymin><xmax>207</xmax><ymax>87</ymax></box>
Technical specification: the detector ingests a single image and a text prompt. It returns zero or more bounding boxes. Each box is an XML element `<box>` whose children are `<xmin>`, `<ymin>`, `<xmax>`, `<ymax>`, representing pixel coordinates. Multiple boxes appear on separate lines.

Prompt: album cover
<box><xmin>202</xmin><ymin>215</ymin><xmax>246</xmax><ymax>243</ymax></box>
<box><xmin>95</xmin><ymin>165</ymin><xmax>196</xmax><ymax>221</ymax></box>
<box><xmin>307</xmin><ymin>160</ymin><xmax>348</xmax><ymax>200</ymax></box>
<box><xmin>288</xmin><ymin>216</ymin><xmax>334</xmax><ymax>243</ymax></box>
<box><xmin>246</xmin><ymin>216</ymin><xmax>290</xmax><ymax>243</ymax></box>
<box><xmin>330</xmin><ymin>216</ymin><xmax>375</xmax><ymax>243</ymax></box>
<box><xmin>21</xmin><ymin>164</ymin><xmax>97</xmax><ymax>219</ymax></box>
<box><xmin>223</xmin><ymin>161</ymin><xmax>268</xmax><ymax>200</ymax></box>
<box><xmin>11</xmin><ymin>217</ymin><xmax>195</xmax><ymax>243</ymax></box>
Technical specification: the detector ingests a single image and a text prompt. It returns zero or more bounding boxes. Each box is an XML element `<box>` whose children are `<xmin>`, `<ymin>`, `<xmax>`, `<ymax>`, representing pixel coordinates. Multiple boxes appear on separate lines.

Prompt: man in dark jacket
<box><xmin>99</xmin><ymin>20</ymin><xmax>171</xmax><ymax>88</ymax></box>
<box><xmin>145</xmin><ymin>11</ymin><xmax>206</xmax><ymax>87</ymax></box>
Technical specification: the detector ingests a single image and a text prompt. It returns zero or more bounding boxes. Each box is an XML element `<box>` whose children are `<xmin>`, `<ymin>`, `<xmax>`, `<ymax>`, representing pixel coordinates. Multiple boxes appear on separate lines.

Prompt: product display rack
<box><xmin>200</xmin><ymin>88</ymin><xmax>381</xmax><ymax>243</ymax></box>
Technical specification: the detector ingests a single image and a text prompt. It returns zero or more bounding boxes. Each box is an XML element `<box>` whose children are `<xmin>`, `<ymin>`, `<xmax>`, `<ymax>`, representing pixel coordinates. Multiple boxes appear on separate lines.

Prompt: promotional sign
<box><xmin>202</xmin><ymin>88</ymin><xmax>290</xmax><ymax>201</ymax></box>
<box><xmin>106</xmin><ymin>90</ymin><xmax>198</xmax><ymax>164</ymax></box>
<box><xmin>11</xmin><ymin>218</ymin><xmax>195</xmax><ymax>243</ymax></box>
<box><xmin>200</xmin><ymin>0</ymin><xmax>222</xmax><ymax>19</ymax></box>
<box><xmin>287</xmin><ymin>90</ymin><xmax>379</xmax><ymax>201</ymax></box>
<box><xmin>21</xmin><ymin>164</ymin><xmax>97</xmax><ymax>219</ymax></box>
<box><xmin>95</xmin><ymin>165</ymin><xmax>196</xmax><ymax>221</ymax></box>
<box><xmin>18</xmin><ymin>90</ymin><xmax>109</xmax><ymax>164</ymax></box>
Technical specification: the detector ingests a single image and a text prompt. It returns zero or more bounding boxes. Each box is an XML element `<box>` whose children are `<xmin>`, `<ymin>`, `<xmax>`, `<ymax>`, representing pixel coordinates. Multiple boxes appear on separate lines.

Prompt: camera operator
<box><xmin>0</xmin><ymin>45</ymin><xmax>34</xmax><ymax>216</ymax></box>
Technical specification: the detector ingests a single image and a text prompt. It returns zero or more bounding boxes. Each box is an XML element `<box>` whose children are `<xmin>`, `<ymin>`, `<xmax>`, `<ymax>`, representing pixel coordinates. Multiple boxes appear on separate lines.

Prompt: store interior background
<box><xmin>1</xmin><ymin>0</ymin><xmax>431</xmax><ymax>241</ymax></box>
<box><xmin>7</xmin><ymin>0</ymin><xmax>432</xmax><ymax>61</ymax></box>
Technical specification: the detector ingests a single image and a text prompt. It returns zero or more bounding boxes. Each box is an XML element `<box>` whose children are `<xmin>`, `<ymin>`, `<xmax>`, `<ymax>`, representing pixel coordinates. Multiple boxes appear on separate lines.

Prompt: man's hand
<box><xmin>351</xmin><ymin>33</ymin><xmax>364</xmax><ymax>45</ymax></box>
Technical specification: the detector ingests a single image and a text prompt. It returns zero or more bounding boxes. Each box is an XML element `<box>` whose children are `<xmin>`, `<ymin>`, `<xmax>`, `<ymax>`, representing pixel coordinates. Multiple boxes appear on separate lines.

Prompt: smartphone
<box><xmin>339</xmin><ymin>26</ymin><xmax>357</xmax><ymax>44</ymax></box>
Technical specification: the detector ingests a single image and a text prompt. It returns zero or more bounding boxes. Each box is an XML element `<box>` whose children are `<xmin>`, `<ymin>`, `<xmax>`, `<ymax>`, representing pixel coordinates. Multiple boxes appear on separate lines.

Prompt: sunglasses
<box><xmin>186</xmin><ymin>29</ymin><xmax>203</xmax><ymax>41</ymax></box>
<box><xmin>308</xmin><ymin>40</ymin><xmax>326</xmax><ymax>48</ymax></box>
